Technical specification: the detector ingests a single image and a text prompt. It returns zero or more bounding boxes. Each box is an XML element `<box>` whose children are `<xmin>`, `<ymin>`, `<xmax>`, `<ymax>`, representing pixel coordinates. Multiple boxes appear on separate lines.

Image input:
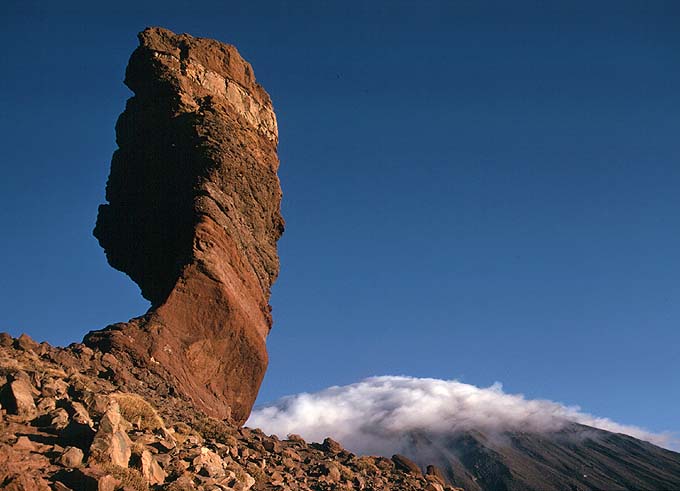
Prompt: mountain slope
<box><xmin>407</xmin><ymin>424</ymin><xmax>680</xmax><ymax>490</ymax></box>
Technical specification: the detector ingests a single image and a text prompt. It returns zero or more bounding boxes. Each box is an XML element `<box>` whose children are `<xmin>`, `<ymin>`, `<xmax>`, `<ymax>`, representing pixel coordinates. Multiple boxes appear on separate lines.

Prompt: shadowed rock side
<box><xmin>85</xmin><ymin>27</ymin><xmax>284</xmax><ymax>425</ymax></box>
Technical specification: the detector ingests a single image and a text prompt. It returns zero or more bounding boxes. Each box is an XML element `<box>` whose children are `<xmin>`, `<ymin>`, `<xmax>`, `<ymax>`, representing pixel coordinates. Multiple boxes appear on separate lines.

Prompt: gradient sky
<box><xmin>1</xmin><ymin>1</ymin><xmax>679</xmax><ymax>437</ymax></box>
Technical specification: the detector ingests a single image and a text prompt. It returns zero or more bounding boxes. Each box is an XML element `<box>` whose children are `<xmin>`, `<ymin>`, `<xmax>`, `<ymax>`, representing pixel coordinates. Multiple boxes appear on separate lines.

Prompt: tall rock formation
<box><xmin>85</xmin><ymin>27</ymin><xmax>284</xmax><ymax>425</ymax></box>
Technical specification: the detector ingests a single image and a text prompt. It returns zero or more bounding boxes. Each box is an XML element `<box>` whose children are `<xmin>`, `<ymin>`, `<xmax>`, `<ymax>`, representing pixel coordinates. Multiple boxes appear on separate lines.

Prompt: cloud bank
<box><xmin>248</xmin><ymin>376</ymin><xmax>674</xmax><ymax>456</ymax></box>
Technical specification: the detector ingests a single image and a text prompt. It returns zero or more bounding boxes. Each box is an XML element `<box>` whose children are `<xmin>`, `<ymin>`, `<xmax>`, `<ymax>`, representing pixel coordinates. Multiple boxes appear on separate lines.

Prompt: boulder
<box><xmin>193</xmin><ymin>447</ymin><xmax>226</xmax><ymax>478</ymax></box>
<box><xmin>0</xmin><ymin>332</ymin><xmax>13</xmax><ymax>347</ymax></box>
<box><xmin>426</xmin><ymin>464</ymin><xmax>447</xmax><ymax>484</ymax></box>
<box><xmin>321</xmin><ymin>437</ymin><xmax>343</xmax><ymax>454</ymax></box>
<box><xmin>6</xmin><ymin>379</ymin><xmax>37</xmax><ymax>418</ymax></box>
<box><xmin>60</xmin><ymin>447</ymin><xmax>84</xmax><ymax>468</ymax></box>
<box><xmin>392</xmin><ymin>454</ymin><xmax>422</xmax><ymax>476</ymax></box>
<box><xmin>14</xmin><ymin>334</ymin><xmax>39</xmax><ymax>353</ymax></box>
<box><xmin>141</xmin><ymin>449</ymin><xmax>167</xmax><ymax>485</ymax></box>
<box><xmin>13</xmin><ymin>436</ymin><xmax>37</xmax><ymax>452</ymax></box>
<box><xmin>88</xmin><ymin>401</ymin><xmax>132</xmax><ymax>467</ymax></box>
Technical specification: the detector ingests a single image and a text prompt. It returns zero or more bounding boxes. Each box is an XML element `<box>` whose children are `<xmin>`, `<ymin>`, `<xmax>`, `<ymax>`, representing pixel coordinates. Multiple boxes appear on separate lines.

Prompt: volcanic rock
<box><xmin>393</xmin><ymin>454</ymin><xmax>423</xmax><ymax>476</ymax></box>
<box><xmin>426</xmin><ymin>464</ymin><xmax>447</xmax><ymax>485</ymax></box>
<box><xmin>14</xmin><ymin>334</ymin><xmax>39</xmax><ymax>353</ymax></box>
<box><xmin>88</xmin><ymin>400</ymin><xmax>132</xmax><ymax>467</ymax></box>
<box><xmin>321</xmin><ymin>436</ymin><xmax>343</xmax><ymax>454</ymax></box>
<box><xmin>60</xmin><ymin>447</ymin><xmax>84</xmax><ymax>468</ymax></box>
<box><xmin>4</xmin><ymin>378</ymin><xmax>37</xmax><ymax>418</ymax></box>
<box><xmin>85</xmin><ymin>26</ymin><xmax>284</xmax><ymax>424</ymax></box>
<box><xmin>140</xmin><ymin>449</ymin><xmax>167</xmax><ymax>485</ymax></box>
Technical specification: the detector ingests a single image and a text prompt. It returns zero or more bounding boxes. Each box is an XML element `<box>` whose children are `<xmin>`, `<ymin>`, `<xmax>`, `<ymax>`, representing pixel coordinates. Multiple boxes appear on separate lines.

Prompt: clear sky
<box><xmin>1</xmin><ymin>1</ymin><xmax>679</xmax><ymax>437</ymax></box>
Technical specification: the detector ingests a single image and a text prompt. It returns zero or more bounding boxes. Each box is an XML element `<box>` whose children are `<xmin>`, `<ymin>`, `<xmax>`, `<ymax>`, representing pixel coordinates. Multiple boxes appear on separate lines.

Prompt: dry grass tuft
<box><xmin>101</xmin><ymin>463</ymin><xmax>149</xmax><ymax>491</ymax></box>
<box><xmin>173</xmin><ymin>421</ymin><xmax>193</xmax><ymax>435</ymax></box>
<box><xmin>353</xmin><ymin>456</ymin><xmax>380</xmax><ymax>474</ymax></box>
<box><xmin>110</xmin><ymin>392</ymin><xmax>164</xmax><ymax>431</ymax></box>
<box><xmin>193</xmin><ymin>416</ymin><xmax>234</xmax><ymax>442</ymax></box>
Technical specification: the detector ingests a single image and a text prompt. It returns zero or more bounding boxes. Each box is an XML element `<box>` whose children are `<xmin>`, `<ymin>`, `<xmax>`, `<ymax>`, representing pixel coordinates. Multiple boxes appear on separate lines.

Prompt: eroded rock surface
<box><xmin>86</xmin><ymin>27</ymin><xmax>284</xmax><ymax>424</ymax></box>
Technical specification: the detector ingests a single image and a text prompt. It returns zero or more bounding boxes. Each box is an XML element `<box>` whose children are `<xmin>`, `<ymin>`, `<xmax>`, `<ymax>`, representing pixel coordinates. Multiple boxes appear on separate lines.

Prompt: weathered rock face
<box><xmin>86</xmin><ymin>27</ymin><xmax>284</xmax><ymax>425</ymax></box>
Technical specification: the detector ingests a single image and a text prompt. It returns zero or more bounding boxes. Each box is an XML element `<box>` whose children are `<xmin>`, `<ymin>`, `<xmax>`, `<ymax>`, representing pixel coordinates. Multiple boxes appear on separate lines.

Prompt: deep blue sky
<box><xmin>1</xmin><ymin>1</ymin><xmax>679</xmax><ymax>436</ymax></box>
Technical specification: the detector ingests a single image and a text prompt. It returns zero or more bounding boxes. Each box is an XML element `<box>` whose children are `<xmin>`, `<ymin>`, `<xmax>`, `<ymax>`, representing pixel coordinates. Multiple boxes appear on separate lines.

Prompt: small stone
<box><xmin>14</xmin><ymin>333</ymin><xmax>39</xmax><ymax>352</ymax></box>
<box><xmin>60</xmin><ymin>446</ymin><xmax>84</xmax><ymax>468</ymax></box>
<box><xmin>50</xmin><ymin>408</ymin><xmax>70</xmax><ymax>430</ymax></box>
<box><xmin>0</xmin><ymin>332</ymin><xmax>13</xmax><ymax>347</ymax></box>
<box><xmin>282</xmin><ymin>448</ymin><xmax>302</xmax><ymax>461</ymax></box>
<box><xmin>240</xmin><ymin>472</ymin><xmax>256</xmax><ymax>490</ymax></box>
<box><xmin>36</xmin><ymin>396</ymin><xmax>56</xmax><ymax>412</ymax></box>
<box><xmin>286</xmin><ymin>433</ymin><xmax>306</xmax><ymax>444</ymax></box>
<box><xmin>166</xmin><ymin>475</ymin><xmax>197</xmax><ymax>490</ymax></box>
<box><xmin>321</xmin><ymin>437</ymin><xmax>343</xmax><ymax>454</ymax></box>
<box><xmin>270</xmin><ymin>471</ymin><xmax>284</xmax><ymax>486</ymax></box>
<box><xmin>321</xmin><ymin>462</ymin><xmax>341</xmax><ymax>483</ymax></box>
<box><xmin>101</xmin><ymin>353</ymin><xmax>118</xmax><ymax>368</ymax></box>
<box><xmin>77</xmin><ymin>345</ymin><xmax>95</xmax><ymax>359</ymax></box>
<box><xmin>41</xmin><ymin>378</ymin><xmax>69</xmax><ymax>398</ymax></box>
<box><xmin>98</xmin><ymin>474</ymin><xmax>122</xmax><ymax>491</ymax></box>
<box><xmin>14</xmin><ymin>436</ymin><xmax>37</xmax><ymax>451</ymax></box>
<box><xmin>88</xmin><ymin>401</ymin><xmax>132</xmax><ymax>467</ymax></box>
<box><xmin>88</xmin><ymin>394</ymin><xmax>111</xmax><ymax>416</ymax></box>
<box><xmin>374</xmin><ymin>456</ymin><xmax>395</xmax><ymax>471</ymax></box>
<box><xmin>70</xmin><ymin>401</ymin><xmax>93</xmax><ymax>427</ymax></box>
<box><xmin>159</xmin><ymin>427</ymin><xmax>177</xmax><ymax>449</ymax></box>
<box><xmin>141</xmin><ymin>449</ymin><xmax>167</xmax><ymax>485</ymax></box>
<box><xmin>262</xmin><ymin>439</ymin><xmax>281</xmax><ymax>453</ymax></box>
<box><xmin>426</xmin><ymin>464</ymin><xmax>447</xmax><ymax>485</ymax></box>
<box><xmin>193</xmin><ymin>448</ymin><xmax>225</xmax><ymax>478</ymax></box>
<box><xmin>7</xmin><ymin>379</ymin><xmax>37</xmax><ymax>418</ymax></box>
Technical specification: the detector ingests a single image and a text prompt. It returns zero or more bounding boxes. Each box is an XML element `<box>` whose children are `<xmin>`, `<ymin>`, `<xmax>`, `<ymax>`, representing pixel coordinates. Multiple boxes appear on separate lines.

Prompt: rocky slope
<box><xmin>0</xmin><ymin>333</ymin><xmax>460</xmax><ymax>491</ymax></box>
<box><xmin>3</xmin><ymin>334</ymin><xmax>679</xmax><ymax>491</ymax></box>
<box><xmin>87</xmin><ymin>27</ymin><xmax>285</xmax><ymax>425</ymax></box>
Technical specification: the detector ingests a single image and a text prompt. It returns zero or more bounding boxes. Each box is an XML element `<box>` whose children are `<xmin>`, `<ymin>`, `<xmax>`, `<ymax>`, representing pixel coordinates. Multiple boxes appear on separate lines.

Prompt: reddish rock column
<box><xmin>86</xmin><ymin>27</ymin><xmax>284</xmax><ymax>425</ymax></box>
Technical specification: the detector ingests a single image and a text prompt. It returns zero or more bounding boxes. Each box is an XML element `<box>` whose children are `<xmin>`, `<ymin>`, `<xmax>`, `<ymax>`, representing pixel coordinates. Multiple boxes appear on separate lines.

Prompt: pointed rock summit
<box><xmin>86</xmin><ymin>27</ymin><xmax>284</xmax><ymax>424</ymax></box>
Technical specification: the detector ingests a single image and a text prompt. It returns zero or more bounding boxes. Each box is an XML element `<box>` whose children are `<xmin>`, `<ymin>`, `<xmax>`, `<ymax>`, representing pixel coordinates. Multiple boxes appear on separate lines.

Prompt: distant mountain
<box><xmin>406</xmin><ymin>424</ymin><xmax>680</xmax><ymax>490</ymax></box>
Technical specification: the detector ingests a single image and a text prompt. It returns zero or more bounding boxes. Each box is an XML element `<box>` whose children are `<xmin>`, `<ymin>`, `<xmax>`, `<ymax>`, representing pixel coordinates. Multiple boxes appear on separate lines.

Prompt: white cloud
<box><xmin>247</xmin><ymin>375</ymin><xmax>675</xmax><ymax>456</ymax></box>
